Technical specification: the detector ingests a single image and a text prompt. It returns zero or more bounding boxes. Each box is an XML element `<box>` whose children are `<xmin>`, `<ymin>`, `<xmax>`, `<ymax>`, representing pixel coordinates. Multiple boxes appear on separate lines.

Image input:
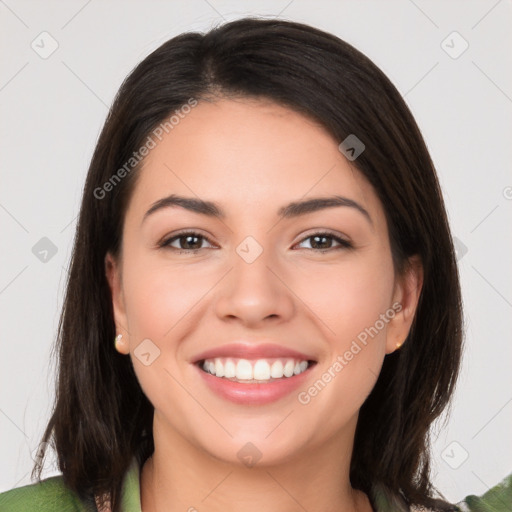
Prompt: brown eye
<box><xmin>160</xmin><ymin>231</ymin><xmax>214</xmax><ymax>253</ymax></box>
<box><xmin>295</xmin><ymin>232</ymin><xmax>353</xmax><ymax>252</ymax></box>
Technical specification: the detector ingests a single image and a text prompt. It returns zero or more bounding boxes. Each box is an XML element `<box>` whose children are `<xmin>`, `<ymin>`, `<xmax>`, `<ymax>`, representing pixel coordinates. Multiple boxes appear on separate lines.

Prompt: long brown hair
<box><xmin>31</xmin><ymin>17</ymin><xmax>464</xmax><ymax>512</ymax></box>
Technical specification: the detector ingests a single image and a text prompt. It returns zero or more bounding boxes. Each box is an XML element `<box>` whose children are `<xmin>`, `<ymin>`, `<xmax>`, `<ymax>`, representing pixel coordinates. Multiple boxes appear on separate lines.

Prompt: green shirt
<box><xmin>0</xmin><ymin>457</ymin><xmax>510</xmax><ymax>511</ymax></box>
<box><xmin>0</xmin><ymin>458</ymin><xmax>141</xmax><ymax>512</ymax></box>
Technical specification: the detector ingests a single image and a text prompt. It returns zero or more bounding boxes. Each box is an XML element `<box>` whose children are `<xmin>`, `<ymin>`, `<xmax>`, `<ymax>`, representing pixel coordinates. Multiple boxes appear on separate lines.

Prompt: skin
<box><xmin>105</xmin><ymin>97</ymin><xmax>423</xmax><ymax>512</ymax></box>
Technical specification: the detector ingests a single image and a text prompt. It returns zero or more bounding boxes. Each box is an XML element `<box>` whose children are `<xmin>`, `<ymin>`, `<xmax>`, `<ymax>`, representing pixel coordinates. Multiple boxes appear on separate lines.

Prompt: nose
<box><xmin>213</xmin><ymin>245</ymin><xmax>295</xmax><ymax>328</ymax></box>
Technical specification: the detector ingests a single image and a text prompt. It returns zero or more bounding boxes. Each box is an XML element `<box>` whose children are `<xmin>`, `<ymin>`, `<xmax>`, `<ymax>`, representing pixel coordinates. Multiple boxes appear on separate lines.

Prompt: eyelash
<box><xmin>159</xmin><ymin>230</ymin><xmax>353</xmax><ymax>254</ymax></box>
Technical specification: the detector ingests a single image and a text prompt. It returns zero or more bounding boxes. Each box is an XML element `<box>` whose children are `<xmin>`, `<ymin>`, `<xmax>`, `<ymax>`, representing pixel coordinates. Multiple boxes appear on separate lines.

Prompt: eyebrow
<box><xmin>142</xmin><ymin>194</ymin><xmax>373</xmax><ymax>226</ymax></box>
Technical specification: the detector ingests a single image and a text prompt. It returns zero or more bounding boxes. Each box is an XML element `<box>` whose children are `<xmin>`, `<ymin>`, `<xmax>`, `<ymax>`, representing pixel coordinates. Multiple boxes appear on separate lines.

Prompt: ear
<box><xmin>385</xmin><ymin>254</ymin><xmax>424</xmax><ymax>354</ymax></box>
<box><xmin>105</xmin><ymin>251</ymin><xmax>130</xmax><ymax>355</ymax></box>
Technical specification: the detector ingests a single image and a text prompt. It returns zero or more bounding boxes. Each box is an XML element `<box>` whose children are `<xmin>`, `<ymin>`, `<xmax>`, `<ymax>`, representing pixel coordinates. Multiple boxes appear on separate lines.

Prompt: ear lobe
<box><xmin>385</xmin><ymin>255</ymin><xmax>424</xmax><ymax>354</ymax></box>
<box><xmin>105</xmin><ymin>252</ymin><xmax>129</xmax><ymax>353</ymax></box>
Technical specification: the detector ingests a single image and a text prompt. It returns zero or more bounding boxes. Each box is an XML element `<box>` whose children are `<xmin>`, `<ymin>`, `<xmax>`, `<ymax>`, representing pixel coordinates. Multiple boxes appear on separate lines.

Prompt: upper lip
<box><xmin>191</xmin><ymin>342</ymin><xmax>317</xmax><ymax>364</ymax></box>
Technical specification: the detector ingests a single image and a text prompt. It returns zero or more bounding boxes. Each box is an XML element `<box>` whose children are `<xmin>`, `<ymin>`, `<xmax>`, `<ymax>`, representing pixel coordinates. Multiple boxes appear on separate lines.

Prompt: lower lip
<box><xmin>195</xmin><ymin>362</ymin><xmax>316</xmax><ymax>405</ymax></box>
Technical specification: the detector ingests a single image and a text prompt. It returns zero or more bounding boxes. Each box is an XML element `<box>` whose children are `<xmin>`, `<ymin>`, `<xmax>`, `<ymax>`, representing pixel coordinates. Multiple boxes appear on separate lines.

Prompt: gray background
<box><xmin>1</xmin><ymin>0</ymin><xmax>511</xmax><ymax>504</ymax></box>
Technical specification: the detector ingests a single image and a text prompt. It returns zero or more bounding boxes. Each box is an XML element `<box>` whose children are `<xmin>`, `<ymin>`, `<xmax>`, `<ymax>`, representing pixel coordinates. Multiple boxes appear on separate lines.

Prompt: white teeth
<box><xmin>224</xmin><ymin>359</ymin><xmax>236</xmax><ymax>378</ymax></box>
<box><xmin>253</xmin><ymin>360</ymin><xmax>270</xmax><ymax>380</ymax></box>
<box><xmin>214</xmin><ymin>359</ymin><xmax>224</xmax><ymax>378</ymax></box>
<box><xmin>236</xmin><ymin>359</ymin><xmax>253</xmax><ymax>380</ymax></box>
<box><xmin>283</xmin><ymin>360</ymin><xmax>295</xmax><ymax>377</ymax></box>
<box><xmin>294</xmin><ymin>361</ymin><xmax>308</xmax><ymax>375</ymax></box>
<box><xmin>270</xmin><ymin>360</ymin><xmax>283</xmax><ymax>378</ymax></box>
<box><xmin>201</xmin><ymin>357</ymin><xmax>311</xmax><ymax>381</ymax></box>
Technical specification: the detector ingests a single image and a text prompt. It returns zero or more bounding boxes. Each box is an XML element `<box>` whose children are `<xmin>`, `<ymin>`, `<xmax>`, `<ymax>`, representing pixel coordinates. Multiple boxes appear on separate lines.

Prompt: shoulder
<box><xmin>0</xmin><ymin>474</ymin><xmax>94</xmax><ymax>512</ymax></box>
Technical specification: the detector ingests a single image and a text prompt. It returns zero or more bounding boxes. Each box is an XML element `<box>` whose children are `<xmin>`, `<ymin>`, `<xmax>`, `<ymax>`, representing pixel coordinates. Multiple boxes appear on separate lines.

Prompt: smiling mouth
<box><xmin>196</xmin><ymin>357</ymin><xmax>317</xmax><ymax>384</ymax></box>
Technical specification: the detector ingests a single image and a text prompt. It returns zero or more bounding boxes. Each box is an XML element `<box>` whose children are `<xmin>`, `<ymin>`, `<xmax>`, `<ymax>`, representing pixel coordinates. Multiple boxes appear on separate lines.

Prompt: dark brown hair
<box><xmin>31</xmin><ymin>16</ymin><xmax>464</xmax><ymax>512</ymax></box>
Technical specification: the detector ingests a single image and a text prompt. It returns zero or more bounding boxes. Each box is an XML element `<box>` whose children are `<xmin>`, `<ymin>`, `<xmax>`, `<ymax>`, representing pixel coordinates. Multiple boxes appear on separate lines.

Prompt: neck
<box><xmin>140</xmin><ymin>414</ymin><xmax>372</xmax><ymax>512</ymax></box>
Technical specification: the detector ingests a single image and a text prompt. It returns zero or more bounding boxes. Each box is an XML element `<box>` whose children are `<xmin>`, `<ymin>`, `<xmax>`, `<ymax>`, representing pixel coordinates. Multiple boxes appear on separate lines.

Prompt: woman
<box><xmin>1</xmin><ymin>16</ymin><xmax>504</xmax><ymax>512</ymax></box>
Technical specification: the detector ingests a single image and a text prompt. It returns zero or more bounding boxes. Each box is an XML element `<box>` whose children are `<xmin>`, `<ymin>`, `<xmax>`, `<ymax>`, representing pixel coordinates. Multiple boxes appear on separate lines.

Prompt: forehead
<box><xmin>125</xmin><ymin>98</ymin><xmax>385</xmax><ymax>229</ymax></box>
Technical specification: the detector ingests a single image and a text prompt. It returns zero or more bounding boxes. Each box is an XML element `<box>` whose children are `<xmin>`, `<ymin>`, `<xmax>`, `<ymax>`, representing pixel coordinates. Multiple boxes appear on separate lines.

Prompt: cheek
<box><xmin>298</xmin><ymin>256</ymin><xmax>394</xmax><ymax>419</ymax></box>
<box><xmin>295</xmin><ymin>253</ymin><xmax>394</xmax><ymax>406</ymax></box>
<box><xmin>121</xmin><ymin>254</ymin><xmax>205</xmax><ymax>413</ymax></box>
<box><xmin>299</xmin><ymin>253</ymin><xmax>395</xmax><ymax>344</ymax></box>
<box><xmin>122</xmin><ymin>255</ymin><xmax>209</xmax><ymax>339</ymax></box>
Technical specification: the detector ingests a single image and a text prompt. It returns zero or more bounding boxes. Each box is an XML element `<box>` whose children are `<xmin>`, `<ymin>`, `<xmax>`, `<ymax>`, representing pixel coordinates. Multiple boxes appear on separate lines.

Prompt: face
<box><xmin>105</xmin><ymin>97</ymin><xmax>422</xmax><ymax>467</ymax></box>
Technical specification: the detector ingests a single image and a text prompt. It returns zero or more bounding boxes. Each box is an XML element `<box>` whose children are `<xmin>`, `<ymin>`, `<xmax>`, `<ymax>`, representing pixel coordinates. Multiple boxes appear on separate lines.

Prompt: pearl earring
<box><xmin>114</xmin><ymin>334</ymin><xmax>123</xmax><ymax>349</ymax></box>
